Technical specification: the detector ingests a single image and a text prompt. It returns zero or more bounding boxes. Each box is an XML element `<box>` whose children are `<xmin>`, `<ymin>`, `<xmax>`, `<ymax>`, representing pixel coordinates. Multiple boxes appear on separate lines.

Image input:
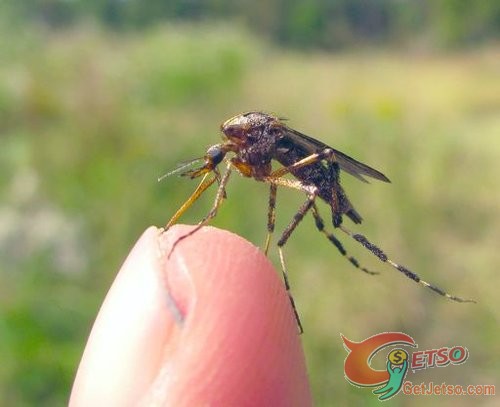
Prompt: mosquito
<box><xmin>161</xmin><ymin>112</ymin><xmax>475</xmax><ymax>332</ymax></box>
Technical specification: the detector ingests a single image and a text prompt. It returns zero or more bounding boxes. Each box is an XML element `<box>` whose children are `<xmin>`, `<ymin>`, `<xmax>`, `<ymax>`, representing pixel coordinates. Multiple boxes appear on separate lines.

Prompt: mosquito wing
<box><xmin>282</xmin><ymin>128</ymin><xmax>390</xmax><ymax>183</ymax></box>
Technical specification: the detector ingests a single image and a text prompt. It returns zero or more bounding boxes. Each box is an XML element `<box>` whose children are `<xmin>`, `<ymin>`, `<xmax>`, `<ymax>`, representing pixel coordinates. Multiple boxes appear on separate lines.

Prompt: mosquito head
<box><xmin>158</xmin><ymin>144</ymin><xmax>227</xmax><ymax>182</ymax></box>
<box><xmin>205</xmin><ymin>144</ymin><xmax>226</xmax><ymax>168</ymax></box>
<box><xmin>181</xmin><ymin>144</ymin><xmax>227</xmax><ymax>179</ymax></box>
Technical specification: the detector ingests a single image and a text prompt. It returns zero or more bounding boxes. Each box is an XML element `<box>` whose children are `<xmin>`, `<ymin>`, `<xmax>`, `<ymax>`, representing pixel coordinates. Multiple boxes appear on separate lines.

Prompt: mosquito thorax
<box><xmin>221</xmin><ymin>112</ymin><xmax>279</xmax><ymax>143</ymax></box>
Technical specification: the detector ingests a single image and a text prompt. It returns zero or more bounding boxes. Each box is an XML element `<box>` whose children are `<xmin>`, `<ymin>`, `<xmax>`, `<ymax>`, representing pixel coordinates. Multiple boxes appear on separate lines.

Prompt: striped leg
<box><xmin>264</xmin><ymin>183</ymin><xmax>277</xmax><ymax>255</ymax></box>
<box><xmin>275</xmin><ymin>190</ymin><xmax>318</xmax><ymax>334</ymax></box>
<box><xmin>278</xmin><ymin>247</ymin><xmax>303</xmax><ymax>334</ymax></box>
<box><xmin>339</xmin><ymin>225</ymin><xmax>476</xmax><ymax>303</ymax></box>
<box><xmin>311</xmin><ymin>204</ymin><xmax>378</xmax><ymax>275</ymax></box>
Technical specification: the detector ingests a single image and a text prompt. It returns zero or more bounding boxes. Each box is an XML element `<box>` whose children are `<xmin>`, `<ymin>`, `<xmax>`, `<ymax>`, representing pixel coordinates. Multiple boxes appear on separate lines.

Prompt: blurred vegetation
<box><xmin>0</xmin><ymin>3</ymin><xmax>499</xmax><ymax>407</ymax></box>
<box><xmin>2</xmin><ymin>0</ymin><xmax>500</xmax><ymax>49</ymax></box>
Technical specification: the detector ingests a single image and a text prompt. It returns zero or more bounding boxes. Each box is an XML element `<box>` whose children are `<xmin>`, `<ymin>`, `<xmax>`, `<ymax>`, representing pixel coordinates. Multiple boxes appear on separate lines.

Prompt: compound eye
<box><xmin>206</xmin><ymin>144</ymin><xmax>225</xmax><ymax>166</ymax></box>
<box><xmin>222</xmin><ymin>124</ymin><xmax>246</xmax><ymax>141</ymax></box>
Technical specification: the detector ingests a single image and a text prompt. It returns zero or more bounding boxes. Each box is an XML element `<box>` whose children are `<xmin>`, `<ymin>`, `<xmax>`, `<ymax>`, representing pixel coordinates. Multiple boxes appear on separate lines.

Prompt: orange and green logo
<box><xmin>341</xmin><ymin>332</ymin><xmax>470</xmax><ymax>401</ymax></box>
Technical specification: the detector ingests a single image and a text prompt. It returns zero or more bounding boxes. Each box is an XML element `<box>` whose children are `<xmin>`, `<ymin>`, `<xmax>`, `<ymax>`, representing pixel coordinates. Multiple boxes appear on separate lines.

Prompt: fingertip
<box><xmin>149</xmin><ymin>225</ymin><xmax>311</xmax><ymax>406</ymax></box>
<box><xmin>71</xmin><ymin>226</ymin><xmax>175</xmax><ymax>406</ymax></box>
<box><xmin>71</xmin><ymin>225</ymin><xmax>312</xmax><ymax>407</ymax></box>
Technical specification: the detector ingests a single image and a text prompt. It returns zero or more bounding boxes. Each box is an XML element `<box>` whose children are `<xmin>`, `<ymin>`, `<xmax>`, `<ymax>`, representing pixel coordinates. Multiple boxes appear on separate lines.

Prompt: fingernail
<box><xmin>158</xmin><ymin>226</ymin><xmax>197</xmax><ymax>325</ymax></box>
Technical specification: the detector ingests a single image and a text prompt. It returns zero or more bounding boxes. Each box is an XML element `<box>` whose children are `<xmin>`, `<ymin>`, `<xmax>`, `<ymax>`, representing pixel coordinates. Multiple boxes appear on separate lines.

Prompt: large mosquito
<box><xmin>161</xmin><ymin>112</ymin><xmax>475</xmax><ymax>332</ymax></box>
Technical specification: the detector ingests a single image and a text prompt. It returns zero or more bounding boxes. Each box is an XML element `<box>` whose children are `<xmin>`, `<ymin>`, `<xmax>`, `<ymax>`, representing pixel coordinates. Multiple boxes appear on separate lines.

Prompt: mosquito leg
<box><xmin>278</xmin><ymin>246</ymin><xmax>303</xmax><ymax>334</ymax></box>
<box><xmin>339</xmin><ymin>225</ymin><xmax>476</xmax><ymax>303</ymax></box>
<box><xmin>168</xmin><ymin>162</ymin><xmax>232</xmax><ymax>257</ymax></box>
<box><xmin>269</xmin><ymin>147</ymin><xmax>337</xmax><ymax>179</ymax></box>
<box><xmin>165</xmin><ymin>172</ymin><xmax>218</xmax><ymax>229</ymax></box>
<box><xmin>274</xmin><ymin>190</ymin><xmax>318</xmax><ymax>334</ymax></box>
<box><xmin>311</xmin><ymin>204</ymin><xmax>378</xmax><ymax>275</ymax></box>
<box><xmin>277</xmin><ymin>190</ymin><xmax>316</xmax><ymax>248</ymax></box>
<box><xmin>260</xmin><ymin>177</ymin><xmax>319</xmax><ymax>242</ymax></box>
<box><xmin>264</xmin><ymin>183</ymin><xmax>277</xmax><ymax>255</ymax></box>
<box><xmin>196</xmin><ymin>163</ymin><xmax>232</xmax><ymax>225</ymax></box>
<box><xmin>260</xmin><ymin>179</ymin><xmax>320</xmax><ymax>334</ymax></box>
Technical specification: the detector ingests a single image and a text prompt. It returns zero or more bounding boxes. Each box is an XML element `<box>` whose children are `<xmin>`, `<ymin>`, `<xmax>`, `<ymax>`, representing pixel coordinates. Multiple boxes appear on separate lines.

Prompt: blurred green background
<box><xmin>0</xmin><ymin>1</ymin><xmax>499</xmax><ymax>406</ymax></box>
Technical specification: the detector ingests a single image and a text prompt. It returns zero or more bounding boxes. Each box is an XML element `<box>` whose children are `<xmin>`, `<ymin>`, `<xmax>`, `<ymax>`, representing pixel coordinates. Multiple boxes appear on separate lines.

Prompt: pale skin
<box><xmin>70</xmin><ymin>225</ymin><xmax>312</xmax><ymax>406</ymax></box>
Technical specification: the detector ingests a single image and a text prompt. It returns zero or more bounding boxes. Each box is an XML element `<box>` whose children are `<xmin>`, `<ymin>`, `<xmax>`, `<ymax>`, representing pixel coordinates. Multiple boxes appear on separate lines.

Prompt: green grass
<box><xmin>0</xmin><ymin>22</ymin><xmax>498</xmax><ymax>406</ymax></box>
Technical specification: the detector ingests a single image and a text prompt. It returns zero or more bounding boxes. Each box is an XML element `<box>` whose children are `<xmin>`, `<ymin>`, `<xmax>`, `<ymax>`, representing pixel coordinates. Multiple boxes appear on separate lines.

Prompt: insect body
<box><xmin>164</xmin><ymin>112</ymin><xmax>474</xmax><ymax>332</ymax></box>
